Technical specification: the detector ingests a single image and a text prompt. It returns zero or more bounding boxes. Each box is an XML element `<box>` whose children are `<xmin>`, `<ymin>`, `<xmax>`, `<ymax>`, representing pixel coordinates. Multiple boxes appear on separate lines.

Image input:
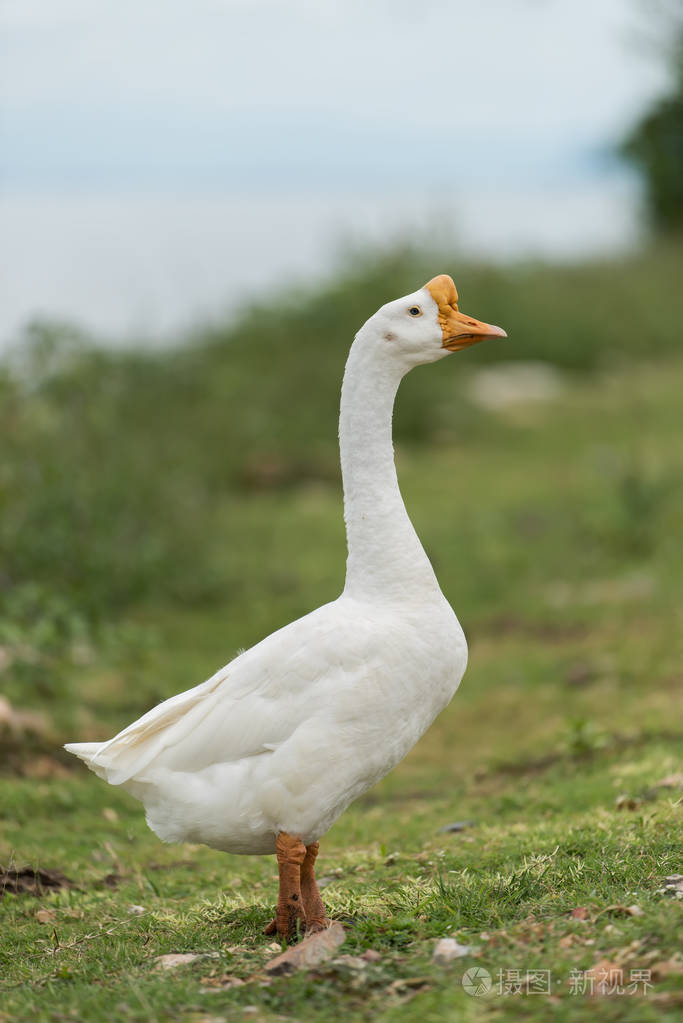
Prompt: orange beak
<box><xmin>425</xmin><ymin>274</ymin><xmax>507</xmax><ymax>352</ymax></box>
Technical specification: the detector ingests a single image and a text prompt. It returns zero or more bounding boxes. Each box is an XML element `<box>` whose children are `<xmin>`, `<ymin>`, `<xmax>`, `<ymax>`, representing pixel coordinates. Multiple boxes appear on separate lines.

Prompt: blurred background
<box><xmin>0</xmin><ymin>0</ymin><xmax>681</xmax><ymax>773</ymax></box>
<box><xmin>0</xmin><ymin>0</ymin><xmax>679</xmax><ymax>341</ymax></box>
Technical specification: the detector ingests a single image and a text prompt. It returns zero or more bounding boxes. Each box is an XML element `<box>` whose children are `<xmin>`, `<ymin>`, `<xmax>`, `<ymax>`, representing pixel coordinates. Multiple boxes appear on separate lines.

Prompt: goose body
<box><xmin>66</xmin><ymin>274</ymin><xmax>505</xmax><ymax>935</ymax></box>
<box><xmin>72</xmin><ymin>595</ymin><xmax>463</xmax><ymax>854</ymax></box>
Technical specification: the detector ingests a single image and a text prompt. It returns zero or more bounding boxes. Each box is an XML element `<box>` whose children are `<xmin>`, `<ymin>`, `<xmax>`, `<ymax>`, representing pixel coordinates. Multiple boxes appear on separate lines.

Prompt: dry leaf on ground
<box><xmin>653</xmin><ymin>773</ymin><xmax>683</xmax><ymax>789</ymax></box>
<box><xmin>199</xmin><ymin>975</ymin><xmax>246</xmax><ymax>991</ymax></box>
<box><xmin>597</xmin><ymin>903</ymin><xmax>645</xmax><ymax>919</ymax></box>
<box><xmin>651</xmin><ymin>956</ymin><xmax>683</xmax><ymax>979</ymax></box>
<box><xmin>265</xmin><ymin>922</ymin><xmax>346</xmax><ymax>975</ymax></box>
<box><xmin>330</xmin><ymin>955</ymin><xmax>368</xmax><ymax>971</ymax></box>
<box><xmin>362</xmin><ymin>949</ymin><xmax>381</xmax><ymax>962</ymax></box>
<box><xmin>386</xmin><ymin>977</ymin><xmax>430</xmax><ymax>999</ymax></box>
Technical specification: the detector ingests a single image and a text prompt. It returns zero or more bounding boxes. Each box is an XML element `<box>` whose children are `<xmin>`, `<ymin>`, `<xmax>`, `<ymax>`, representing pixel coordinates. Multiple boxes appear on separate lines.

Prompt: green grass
<box><xmin>1</xmin><ymin>247</ymin><xmax>682</xmax><ymax>1020</ymax></box>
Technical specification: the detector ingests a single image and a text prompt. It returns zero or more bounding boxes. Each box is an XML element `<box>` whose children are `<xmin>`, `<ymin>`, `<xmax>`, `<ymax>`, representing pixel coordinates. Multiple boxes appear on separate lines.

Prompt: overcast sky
<box><xmin>0</xmin><ymin>0</ymin><xmax>671</xmax><ymax>192</ymax></box>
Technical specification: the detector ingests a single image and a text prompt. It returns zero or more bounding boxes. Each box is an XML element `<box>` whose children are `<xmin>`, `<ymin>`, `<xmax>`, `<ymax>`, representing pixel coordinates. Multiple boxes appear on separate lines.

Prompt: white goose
<box><xmin>66</xmin><ymin>275</ymin><xmax>506</xmax><ymax>939</ymax></box>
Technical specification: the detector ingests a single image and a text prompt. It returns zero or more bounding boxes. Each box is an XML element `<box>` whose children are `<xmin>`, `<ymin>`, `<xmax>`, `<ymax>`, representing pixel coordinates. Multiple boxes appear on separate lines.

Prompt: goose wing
<box><xmin>66</xmin><ymin>601</ymin><xmax>369</xmax><ymax>785</ymax></box>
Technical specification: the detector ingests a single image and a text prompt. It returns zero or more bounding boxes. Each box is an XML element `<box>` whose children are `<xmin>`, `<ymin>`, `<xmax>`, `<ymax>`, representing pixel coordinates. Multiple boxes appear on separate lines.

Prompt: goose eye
<box><xmin>408</xmin><ymin>306</ymin><xmax>422</xmax><ymax>316</ymax></box>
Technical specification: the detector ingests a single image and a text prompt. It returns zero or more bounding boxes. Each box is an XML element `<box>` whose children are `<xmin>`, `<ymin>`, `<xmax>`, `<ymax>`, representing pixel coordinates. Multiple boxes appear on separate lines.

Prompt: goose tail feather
<box><xmin>64</xmin><ymin>742</ymin><xmax>109</xmax><ymax>780</ymax></box>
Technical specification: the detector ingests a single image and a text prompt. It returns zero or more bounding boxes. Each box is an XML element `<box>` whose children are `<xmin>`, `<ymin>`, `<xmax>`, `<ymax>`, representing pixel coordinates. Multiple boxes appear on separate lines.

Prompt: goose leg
<box><xmin>300</xmin><ymin>841</ymin><xmax>328</xmax><ymax>932</ymax></box>
<box><xmin>272</xmin><ymin>832</ymin><xmax>307</xmax><ymax>940</ymax></box>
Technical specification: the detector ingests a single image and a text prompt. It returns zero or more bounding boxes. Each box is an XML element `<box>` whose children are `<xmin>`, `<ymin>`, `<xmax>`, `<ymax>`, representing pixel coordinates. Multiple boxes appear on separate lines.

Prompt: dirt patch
<box><xmin>1</xmin><ymin>866</ymin><xmax>75</xmax><ymax>897</ymax></box>
<box><xmin>1</xmin><ymin>865</ymin><xmax>126</xmax><ymax>896</ymax></box>
<box><xmin>94</xmin><ymin>872</ymin><xmax>122</xmax><ymax>889</ymax></box>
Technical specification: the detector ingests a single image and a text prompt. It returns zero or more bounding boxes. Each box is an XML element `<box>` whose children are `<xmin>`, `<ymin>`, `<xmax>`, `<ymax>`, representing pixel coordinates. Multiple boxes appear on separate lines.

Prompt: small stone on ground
<box><xmin>432</xmin><ymin>937</ymin><xmax>474</xmax><ymax>964</ymax></box>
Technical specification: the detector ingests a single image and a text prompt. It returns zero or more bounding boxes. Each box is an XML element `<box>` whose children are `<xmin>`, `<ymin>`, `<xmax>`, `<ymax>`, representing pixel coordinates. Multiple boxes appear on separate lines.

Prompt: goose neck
<box><xmin>339</xmin><ymin>336</ymin><xmax>439</xmax><ymax>602</ymax></box>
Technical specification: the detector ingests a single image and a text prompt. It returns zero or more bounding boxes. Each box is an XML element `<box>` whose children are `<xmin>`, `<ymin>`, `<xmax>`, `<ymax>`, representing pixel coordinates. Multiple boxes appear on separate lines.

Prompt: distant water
<box><xmin>0</xmin><ymin>179</ymin><xmax>641</xmax><ymax>348</ymax></box>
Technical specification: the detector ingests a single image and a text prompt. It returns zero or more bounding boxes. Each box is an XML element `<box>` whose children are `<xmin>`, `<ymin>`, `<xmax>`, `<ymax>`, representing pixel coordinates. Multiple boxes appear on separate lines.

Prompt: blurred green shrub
<box><xmin>1</xmin><ymin>243</ymin><xmax>682</xmax><ymax>629</ymax></box>
<box><xmin>621</xmin><ymin>27</ymin><xmax>683</xmax><ymax>231</ymax></box>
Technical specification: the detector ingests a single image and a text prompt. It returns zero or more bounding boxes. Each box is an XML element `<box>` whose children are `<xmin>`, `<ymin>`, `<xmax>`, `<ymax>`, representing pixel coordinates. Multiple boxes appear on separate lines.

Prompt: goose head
<box><xmin>369</xmin><ymin>273</ymin><xmax>507</xmax><ymax>368</ymax></box>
